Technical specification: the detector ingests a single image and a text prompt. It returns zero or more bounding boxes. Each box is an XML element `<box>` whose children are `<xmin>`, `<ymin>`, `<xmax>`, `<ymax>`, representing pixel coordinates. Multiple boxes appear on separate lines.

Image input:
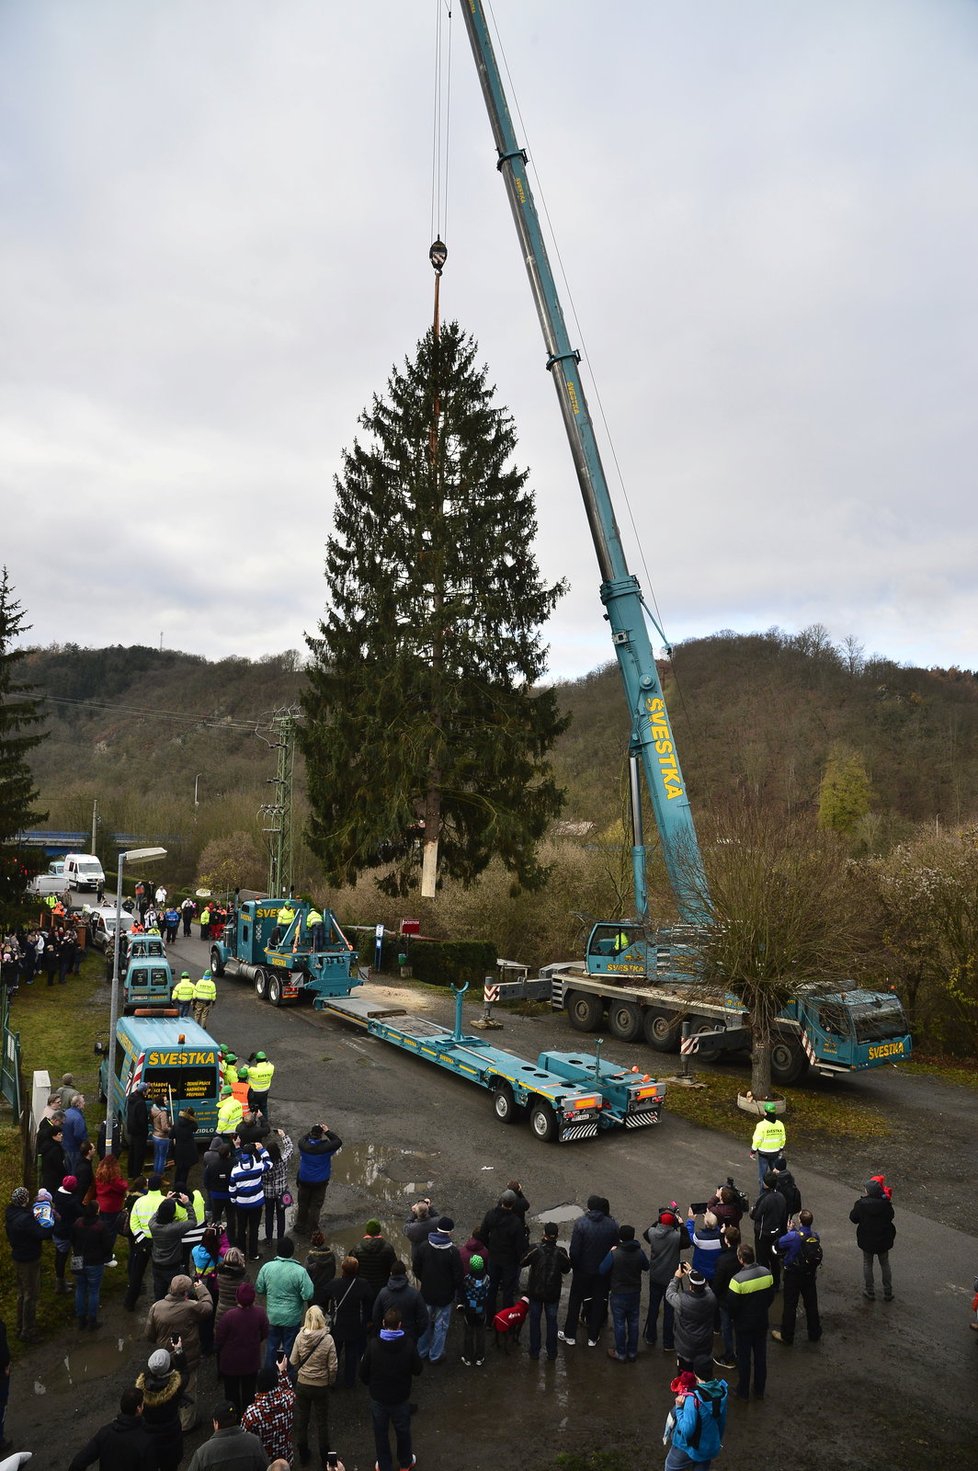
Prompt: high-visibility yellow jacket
<box><xmin>172</xmin><ymin>977</ymin><xmax>195</xmax><ymax>1002</ymax></box>
<box><xmin>130</xmin><ymin>1188</ymin><xmax>187</xmax><ymax>1241</ymax></box>
<box><xmin>248</xmin><ymin>1059</ymin><xmax>275</xmax><ymax>1091</ymax></box>
<box><xmin>193</xmin><ymin>976</ymin><xmax>217</xmax><ymax>1001</ymax></box>
<box><xmin>217</xmin><ymin>1095</ymin><xmax>243</xmax><ymax>1133</ymax></box>
<box><xmin>751</xmin><ymin>1117</ymin><xmax>786</xmax><ymax>1154</ymax></box>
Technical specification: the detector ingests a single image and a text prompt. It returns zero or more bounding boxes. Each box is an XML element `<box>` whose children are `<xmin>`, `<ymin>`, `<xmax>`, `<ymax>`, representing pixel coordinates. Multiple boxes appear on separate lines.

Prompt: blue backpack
<box><xmin>681</xmin><ymin>1379</ymin><xmax>728</xmax><ymax>1461</ymax></box>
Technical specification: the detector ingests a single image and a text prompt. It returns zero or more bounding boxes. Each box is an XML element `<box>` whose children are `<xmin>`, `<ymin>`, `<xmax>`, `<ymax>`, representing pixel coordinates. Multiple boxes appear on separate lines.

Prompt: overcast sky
<box><xmin>2</xmin><ymin>0</ymin><xmax>976</xmax><ymax>680</ymax></box>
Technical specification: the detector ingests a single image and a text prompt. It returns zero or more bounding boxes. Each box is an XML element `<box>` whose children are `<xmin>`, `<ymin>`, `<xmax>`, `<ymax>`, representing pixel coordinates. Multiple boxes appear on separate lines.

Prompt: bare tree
<box><xmin>680</xmin><ymin>802</ymin><xmax>871</xmax><ymax>1098</ymax></box>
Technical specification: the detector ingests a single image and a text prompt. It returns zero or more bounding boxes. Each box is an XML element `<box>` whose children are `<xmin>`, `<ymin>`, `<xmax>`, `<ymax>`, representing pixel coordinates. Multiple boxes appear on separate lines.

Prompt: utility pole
<box><xmin>91</xmin><ymin>798</ymin><xmax>98</xmax><ymax>857</ymax></box>
<box><xmin>260</xmin><ymin>710</ymin><xmax>296</xmax><ymax>898</ymax></box>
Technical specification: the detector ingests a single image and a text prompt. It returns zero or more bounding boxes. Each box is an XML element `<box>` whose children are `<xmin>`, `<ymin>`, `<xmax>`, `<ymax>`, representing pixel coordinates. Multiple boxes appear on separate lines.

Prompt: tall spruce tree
<box><xmin>300</xmin><ymin>322</ymin><xmax>568</xmax><ymax>896</ymax></box>
<box><xmin>0</xmin><ymin>569</ymin><xmax>48</xmax><ymax>919</ymax></box>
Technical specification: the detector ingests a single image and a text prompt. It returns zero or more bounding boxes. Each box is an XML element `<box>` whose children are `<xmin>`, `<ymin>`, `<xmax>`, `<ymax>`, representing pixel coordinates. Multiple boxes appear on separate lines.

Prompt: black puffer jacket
<box><xmin>568</xmin><ymin>1207</ymin><xmax>619</xmax><ymax>1274</ymax></box>
<box><xmin>849</xmin><ymin>1184</ymin><xmax>896</xmax><ymax>1252</ymax></box>
<box><xmin>373</xmin><ymin>1273</ymin><xmax>429</xmax><ymax>1340</ymax></box>
<box><xmin>600</xmin><ymin>1237</ymin><xmax>650</xmax><ymax>1294</ymax></box>
<box><xmin>4</xmin><ymin>1203</ymin><xmax>48</xmax><ymax>1263</ymax></box>
<box><xmin>478</xmin><ymin>1205</ymin><xmax>525</xmax><ymax>1268</ymax></box>
<box><xmin>749</xmin><ymin>1188</ymin><xmax>788</xmax><ymax>1240</ymax></box>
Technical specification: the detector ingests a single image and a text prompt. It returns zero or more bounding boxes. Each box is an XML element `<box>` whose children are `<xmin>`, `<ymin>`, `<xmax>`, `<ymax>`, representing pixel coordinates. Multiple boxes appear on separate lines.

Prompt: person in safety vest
<box><xmin>305</xmin><ymin>907</ymin><xmax>325</xmax><ymax>951</ymax></box>
<box><xmin>277</xmin><ymin>902</ymin><xmax>296</xmax><ymax>930</ymax></box>
<box><xmin>217</xmin><ymin>1086</ymin><xmax>243</xmax><ymax>1137</ymax></box>
<box><xmin>231</xmin><ymin>1066</ymin><xmax>251</xmax><ymax>1110</ymax></box>
<box><xmin>172</xmin><ymin>970</ymin><xmax>196</xmax><ymax>1018</ymax></box>
<box><xmin>199</xmin><ymin>904</ymin><xmax>211</xmax><ymax>941</ymax></box>
<box><xmin>192</xmin><ymin>970</ymin><xmax>217</xmax><ymax>1028</ymax></box>
<box><xmin>750</xmin><ymin>1102</ymin><xmax>787</xmax><ymax>1189</ymax></box>
<box><xmin>612</xmin><ymin>929</ymin><xmax>631</xmax><ymax>953</ymax></box>
<box><xmin>247</xmin><ymin>1051</ymin><xmax>275</xmax><ymax>1120</ymax></box>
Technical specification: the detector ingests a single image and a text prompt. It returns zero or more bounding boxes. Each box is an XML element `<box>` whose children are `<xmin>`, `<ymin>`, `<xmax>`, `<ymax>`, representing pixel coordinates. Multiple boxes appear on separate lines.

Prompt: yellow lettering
<box><xmin>655</xmin><ymin>739</ymin><xmax>673</xmax><ymax>756</ymax></box>
<box><xmin>868</xmin><ymin>1041</ymin><xmax>904</xmax><ymax>1060</ymax></box>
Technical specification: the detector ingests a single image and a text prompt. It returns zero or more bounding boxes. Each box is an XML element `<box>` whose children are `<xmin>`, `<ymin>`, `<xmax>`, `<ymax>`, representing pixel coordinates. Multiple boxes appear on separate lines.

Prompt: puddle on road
<box><xmin>532</xmin><ymin>1202</ymin><xmax>583</xmax><ymax>1225</ymax></box>
<box><xmin>34</xmin><ymin>1332</ymin><xmax>135</xmax><ymax>1395</ymax></box>
<box><xmin>329</xmin><ymin>1140</ymin><xmax>436</xmax><ymax>1204</ymax></box>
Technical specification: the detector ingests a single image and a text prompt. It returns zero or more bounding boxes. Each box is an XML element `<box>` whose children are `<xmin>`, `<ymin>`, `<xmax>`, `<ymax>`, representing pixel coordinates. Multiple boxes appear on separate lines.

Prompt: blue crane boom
<box><xmin>459</xmin><ymin>1</ymin><xmax>706</xmax><ymax>924</ymax></box>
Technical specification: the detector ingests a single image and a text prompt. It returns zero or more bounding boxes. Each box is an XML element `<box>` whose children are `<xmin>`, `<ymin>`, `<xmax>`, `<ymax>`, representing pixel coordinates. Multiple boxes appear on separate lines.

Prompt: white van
<box><xmin>64</xmin><ymin>853</ymin><xmax>106</xmax><ymax>894</ymax></box>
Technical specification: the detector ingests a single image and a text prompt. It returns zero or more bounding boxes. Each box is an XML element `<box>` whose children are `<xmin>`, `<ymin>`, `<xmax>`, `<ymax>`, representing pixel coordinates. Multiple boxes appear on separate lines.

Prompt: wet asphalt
<box><xmin>8</xmin><ymin>929</ymin><xmax>978</xmax><ymax>1469</ymax></box>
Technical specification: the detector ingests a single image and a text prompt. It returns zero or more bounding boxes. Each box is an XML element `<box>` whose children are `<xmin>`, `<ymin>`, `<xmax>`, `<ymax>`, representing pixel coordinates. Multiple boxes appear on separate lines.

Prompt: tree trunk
<box><xmin>750</xmin><ymin>1008</ymin><xmax>773</xmax><ymax>1100</ymax></box>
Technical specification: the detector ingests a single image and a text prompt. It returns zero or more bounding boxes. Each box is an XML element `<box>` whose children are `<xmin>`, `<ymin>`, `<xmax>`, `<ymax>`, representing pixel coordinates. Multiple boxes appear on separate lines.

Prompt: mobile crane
<box><xmin>459</xmin><ymin>2</ymin><xmax>911</xmax><ymax>1085</ymax></box>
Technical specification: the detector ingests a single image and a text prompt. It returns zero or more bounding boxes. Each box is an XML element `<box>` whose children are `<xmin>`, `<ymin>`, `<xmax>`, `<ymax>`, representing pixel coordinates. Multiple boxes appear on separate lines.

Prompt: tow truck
<box><xmin>458</xmin><ymin>2</ymin><xmax>912</xmax><ymax>1086</ymax></box>
<box><xmin>319</xmin><ymin>982</ymin><xmax>665</xmax><ymax>1143</ymax></box>
<box><xmin>209</xmin><ymin>898</ymin><xmax>361</xmax><ymax>1008</ymax></box>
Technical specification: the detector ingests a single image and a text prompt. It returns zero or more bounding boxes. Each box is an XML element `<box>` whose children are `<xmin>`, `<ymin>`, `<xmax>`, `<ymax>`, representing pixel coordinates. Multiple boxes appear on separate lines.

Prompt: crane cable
<box><xmin>430</xmin><ymin>0</ymin><xmax>453</xmax><ymax>250</ymax></box>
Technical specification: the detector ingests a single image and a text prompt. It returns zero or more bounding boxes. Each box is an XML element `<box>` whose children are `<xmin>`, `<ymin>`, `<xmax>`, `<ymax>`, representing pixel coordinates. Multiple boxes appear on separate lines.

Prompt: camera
<box><xmin>326</xmin><ymin>1456</ymin><xmax>339</xmax><ymax>1470</ymax></box>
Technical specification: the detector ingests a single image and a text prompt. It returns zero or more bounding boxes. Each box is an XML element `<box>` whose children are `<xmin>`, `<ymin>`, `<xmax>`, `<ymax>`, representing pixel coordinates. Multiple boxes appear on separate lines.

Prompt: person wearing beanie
<box><xmin>359</xmin><ymin>1307</ymin><xmax>421</xmax><ymax>1471</ymax></box>
<box><xmin>666</xmin><ymin>1261</ymin><xmax>717</xmax><ymax>1380</ymax></box>
<box><xmin>665</xmin><ymin>1368</ymin><xmax>729</xmax><ymax>1470</ymax></box>
<box><xmin>457</xmin><ymin>1251</ymin><xmax>490</xmax><ymax>1366</ymax></box>
<box><xmin>372</xmin><ymin>1259</ymin><xmax>428</xmax><ymax>1343</ymax></box>
<box><xmin>146</xmin><ymin>1273</ymin><xmax>214</xmax><ymax>1430</ymax></box>
<box><xmin>52</xmin><ymin>1177</ymin><xmax>84</xmax><ymax>1296</ymax></box>
<box><xmin>849</xmin><ymin>1179</ymin><xmax>896</xmax><ymax>1301</ymax></box>
<box><xmin>136</xmin><ymin>1345</ymin><xmax>188</xmax><ymax>1471</ymax></box>
<box><xmin>148</xmin><ymin>1191</ymin><xmax>199</xmax><ymax>1302</ymax></box>
<box><xmin>215</xmin><ymin>1280</ymin><xmax>270</xmax><ymax>1415</ymax></box>
<box><xmin>749</xmin><ymin>1101</ymin><xmax>787</xmax><ymax>1189</ymax></box>
<box><xmin>749</xmin><ymin>1173</ymin><xmax>788</xmax><ymax>1293</ymax></box>
<box><xmin>241</xmin><ymin>1357</ymin><xmax>296</xmax><ymax>1465</ymax></box>
<box><xmin>643</xmin><ymin>1204</ymin><xmax>690</xmax><ymax>1350</ymax></box>
<box><xmin>351</xmin><ymin>1220</ymin><xmax>397</xmax><ymax>1310</ymax></box>
<box><xmin>415</xmin><ymin>1215</ymin><xmax>463</xmax><ymax>1364</ymax></box>
<box><xmin>521</xmin><ymin>1222</ymin><xmax>571</xmax><ymax>1362</ymax></box>
<box><xmin>559</xmin><ymin>1195</ymin><xmax>619</xmax><ymax>1348</ymax></box>
<box><xmin>255</xmin><ymin>1236</ymin><xmax>315</xmax><ymax>1370</ymax></box>
<box><xmin>321</xmin><ymin>1256</ymin><xmax>373</xmax><ymax>1388</ymax></box>
<box><xmin>5</xmin><ymin>1186</ymin><xmax>49</xmax><ymax>1341</ymax></box>
<box><xmin>479</xmin><ymin>1190</ymin><xmax>530</xmax><ymax>1320</ymax></box>
<box><xmin>599</xmin><ymin>1224</ymin><xmax>650</xmax><ymax>1362</ymax></box>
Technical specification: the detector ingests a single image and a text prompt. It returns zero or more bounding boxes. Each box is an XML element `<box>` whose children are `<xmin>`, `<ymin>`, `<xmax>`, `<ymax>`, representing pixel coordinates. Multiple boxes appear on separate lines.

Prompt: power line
<box><xmin>34</xmin><ymin>691</ymin><xmax>291</xmax><ymax>733</ymax></box>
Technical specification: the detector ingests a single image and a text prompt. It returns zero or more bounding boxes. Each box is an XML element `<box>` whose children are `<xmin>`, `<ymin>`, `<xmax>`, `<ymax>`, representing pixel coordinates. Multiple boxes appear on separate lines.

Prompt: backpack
<box><xmin>776</xmin><ymin>1174</ymin><xmax>802</xmax><ymax>1216</ymax></box>
<box><xmin>683</xmin><ymin>1379</ymin><xmax>728</xmax><ymax>1458</ymax></box>
<box><xmin>799</xmin><ymin>1232</ymin><xmax>823</xmax><ymax>1269</ymax></box>
<box><xmin>464</xmin><ymin>1272</ymin><xmax>489</xmax><ymax>1317</ymax></box>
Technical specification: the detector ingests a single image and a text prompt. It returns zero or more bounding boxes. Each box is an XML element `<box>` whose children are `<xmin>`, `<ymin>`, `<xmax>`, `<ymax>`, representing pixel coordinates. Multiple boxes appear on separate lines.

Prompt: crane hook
<box><xmin>429</xmin><ymin>238</ymin><xmax>448</xmax><ymax>275</ymax></box>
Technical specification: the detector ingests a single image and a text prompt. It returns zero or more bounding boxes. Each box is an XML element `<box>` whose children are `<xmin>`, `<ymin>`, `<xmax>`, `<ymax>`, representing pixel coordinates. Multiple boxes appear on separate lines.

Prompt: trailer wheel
<box><xmin>643</xmin><ymin>1009</ymin><xmax>681</xmax><ymax>1052</ymax></box>
<box><xmin>529</xmin><ymin>1100</ymin><xmax>558</xmax><ymax>1143</ymax></box>
<box><xmin>268</xmin><ymin>974</ymin><xmax>283</xmax><ymax>1008</ymax></box>
<box><xmin>255</xmin><ymin>968</ymin><xmax>268</xmax><ymax>1001</ymax></box>
<box><xmin>771</xmin><ymin>1036</ymin><xmax>808</xmax><ymax>1084</ymax></box>
<box><xmin>491</xmin><ymin>1083</ymin><xmax>519</xmax><ymax>1125</ymax></box>
<box><xmin>608</xmin><ymin>1000</ymin><xmax>642</xmax><ymax>1042</ymax></box>
<box><xmin>566</xmin><ymin>992</ymin><xmax>603</xmax><ymax>1032</ymax></box>
<box><xmin>210</xmin><ymin>946</ymin><xmax>224</xmax><ymax>978</ymax></box>
<box><xmin>690</xmin><ymin>1020</ymin><xmax>723</xmax><ymax>1063</ymax></box>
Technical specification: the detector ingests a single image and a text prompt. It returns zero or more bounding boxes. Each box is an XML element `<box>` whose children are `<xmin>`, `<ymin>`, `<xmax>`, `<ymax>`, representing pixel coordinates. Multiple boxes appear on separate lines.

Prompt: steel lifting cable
<box><xmin>430</xmin><ymin>0</ymin><xmax>454</xmax><ymax>247</ymax></box>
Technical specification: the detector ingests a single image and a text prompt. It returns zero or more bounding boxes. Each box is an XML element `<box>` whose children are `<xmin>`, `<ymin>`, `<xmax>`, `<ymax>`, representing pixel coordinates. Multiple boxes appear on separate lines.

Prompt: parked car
<box><xmin>48</xmin><ymin>859</ymin><xmax>66</xmax><ymax>877</ymax></box>
<box><xmin>88</xmin><ymin>907</ymin><xmax>135</xmax><ymax>951</ymax></box>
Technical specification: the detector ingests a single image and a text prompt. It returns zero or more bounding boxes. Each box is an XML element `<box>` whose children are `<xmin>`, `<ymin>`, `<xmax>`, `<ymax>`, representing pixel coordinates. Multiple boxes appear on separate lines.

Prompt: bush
<box><xmin>408</xmin><ymin>940</ymin><xmax>497</xmax><ymax>988</ymax></box>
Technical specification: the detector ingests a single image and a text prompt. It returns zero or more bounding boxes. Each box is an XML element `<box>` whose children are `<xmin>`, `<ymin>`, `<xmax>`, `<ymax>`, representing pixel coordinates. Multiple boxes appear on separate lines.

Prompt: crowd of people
<box><xmin>1</xmin><ymin>1074</ymin><xmax>913</xmax><ymax>1471</ymax></box>
<box><xmin>1</xmin><ymin>922</ymin><xmax>85</xmax><ymax>995</ymax></box>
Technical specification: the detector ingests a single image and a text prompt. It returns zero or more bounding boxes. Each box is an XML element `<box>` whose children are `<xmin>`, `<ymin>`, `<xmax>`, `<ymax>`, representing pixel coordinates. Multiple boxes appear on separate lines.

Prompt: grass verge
<box><xmin>662</xmin><ymin>1068</ymin><xmax>890</xmax><ymax>1145</ymax></box>
<box><xmin>0</xmin><ymin>950</ymin><xmax>131</xmax><ymax>1354</ymax></box>
<box><xmin>903</xmin><ymin>1056</ymin><xmax>978</xmax><ymax>1091</ymax></box>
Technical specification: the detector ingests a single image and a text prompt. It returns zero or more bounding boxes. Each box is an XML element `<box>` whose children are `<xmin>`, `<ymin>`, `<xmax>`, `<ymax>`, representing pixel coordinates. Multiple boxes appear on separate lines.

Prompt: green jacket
<box><xmin>255</xmin><ymin>1255</ymin><xmax>315</xmax><ymax>1326</ymax></box>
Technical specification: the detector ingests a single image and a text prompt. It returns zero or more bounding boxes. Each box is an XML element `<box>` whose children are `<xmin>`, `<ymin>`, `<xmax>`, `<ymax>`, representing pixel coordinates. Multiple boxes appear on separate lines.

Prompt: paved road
<box><xmin>11</xmin><ymin>933</ymin><xmax>978</xmax><ymax>1469</ymax></box>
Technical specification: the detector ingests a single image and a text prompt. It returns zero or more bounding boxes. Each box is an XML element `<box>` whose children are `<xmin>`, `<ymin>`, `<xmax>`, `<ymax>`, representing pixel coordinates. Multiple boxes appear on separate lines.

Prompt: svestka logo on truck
<box><xmin>147</xmin><ymin>1051</ymin><xmax>217</xmax><ymax>1066</ymax></box>
<box><xmin>645</xmin><ymin>696</ymin><xmax>684</xmax><ymax>800</ymax></box>
<box><xmin>868</xmin><ymin>1041</ymin><xmax>905</xmax><ymax>1060</ymax></box>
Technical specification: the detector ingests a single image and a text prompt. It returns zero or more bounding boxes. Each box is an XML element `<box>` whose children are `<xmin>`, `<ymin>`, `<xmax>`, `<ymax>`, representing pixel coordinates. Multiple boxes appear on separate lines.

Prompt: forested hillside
<box><xmin>23</xmin><ymin>630</ymin><xmax>978</xmax><ymax>880</ymax></box>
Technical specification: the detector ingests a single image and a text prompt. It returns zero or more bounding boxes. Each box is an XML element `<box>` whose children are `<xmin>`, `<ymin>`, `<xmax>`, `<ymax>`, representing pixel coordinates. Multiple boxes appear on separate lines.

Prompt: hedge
<box><xmin>358</xmin><ymin>935</ymin><xmax>496</xmax><ymax>988</ymax></box>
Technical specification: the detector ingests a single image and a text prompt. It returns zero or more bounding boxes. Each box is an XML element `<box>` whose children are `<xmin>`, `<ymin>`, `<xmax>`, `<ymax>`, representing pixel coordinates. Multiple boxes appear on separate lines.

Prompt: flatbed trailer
<box><xmin>317</xmin><ymin>982</ymin><xmax>666</xmax><ymax>1144</ymax></box>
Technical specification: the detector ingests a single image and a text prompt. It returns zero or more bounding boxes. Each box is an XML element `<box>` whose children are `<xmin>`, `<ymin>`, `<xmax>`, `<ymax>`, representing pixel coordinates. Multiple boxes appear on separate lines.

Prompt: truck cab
<box><xmin>790</xmin><ymin>989</ymin><xmax>912</xmax><ymax>1075</ymax></box>
<box><xmin>211</xmin><ymin>898</ymin><xmax>359</xmax><ymax>1007</ymax></box>
<box><xmin>99</xmin><ymin>1015</ymin><xmax>221</xmax><ymax>1143</ymax></box>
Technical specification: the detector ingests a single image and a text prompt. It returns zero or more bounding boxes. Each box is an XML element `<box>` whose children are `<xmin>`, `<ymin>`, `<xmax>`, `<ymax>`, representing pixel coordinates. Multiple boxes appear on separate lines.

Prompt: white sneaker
<box><xmin>557</xmin><ymin>1330</ymin><xmax>575</xmax><ymax>1345</ymax></box>
<box><xmin>106</xmin><ymin>1259</ymin><xmax>119</xmax><ymax>1268</ymax></box>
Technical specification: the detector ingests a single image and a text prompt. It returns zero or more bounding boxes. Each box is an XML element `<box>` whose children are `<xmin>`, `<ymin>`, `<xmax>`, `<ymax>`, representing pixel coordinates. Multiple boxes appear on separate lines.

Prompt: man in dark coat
<box><xmin>749</xmin><ymin>1171</ymin><xmax>788</xmax><ymax>1291</ymax></box>
<box><xmin>126</xmin><ymin>1084</ymin><xmax>150</xmax><ymax>1180</ymax></box>
<box><xmin>849</xmin><ymin>1179</ymin><xmax>896</xmax><ymax>1300</ymax></box>
<box><xmin>67</xmin><ymin>1386</ymin><xmax>158</xmax><ymax>1471</ymax></box>
<box><xmin>478</xmin><ymin>1189</ymin><xmax>527</xmax><ymax>1318</ymax></box>
<box><xmin>559</xmin><ymin>1195</ymin><xmax>619</xmax><ymax>1348</ymax></box>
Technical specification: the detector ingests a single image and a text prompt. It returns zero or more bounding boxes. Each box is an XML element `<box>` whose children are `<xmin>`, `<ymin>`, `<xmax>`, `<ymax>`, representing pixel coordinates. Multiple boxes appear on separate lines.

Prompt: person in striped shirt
<box><xmin>230</xmin><ymin>1144</ymin><xmax>271</xmax><ymax>1262</ymax></box>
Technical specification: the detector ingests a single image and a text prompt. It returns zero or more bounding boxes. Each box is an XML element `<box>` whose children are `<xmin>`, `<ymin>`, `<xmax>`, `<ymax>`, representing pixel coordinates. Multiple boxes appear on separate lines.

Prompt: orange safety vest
<box><xmin>230</xmin><ymin>1076</ymin><xmax>250</xmax><ymax>1108</ymax></box>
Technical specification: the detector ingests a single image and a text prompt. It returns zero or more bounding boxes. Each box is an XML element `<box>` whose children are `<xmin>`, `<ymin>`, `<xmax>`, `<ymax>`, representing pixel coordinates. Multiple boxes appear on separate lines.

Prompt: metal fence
<box><xmin>1</xmin><ymin>987</ymin><xmax>23</xmax><ymax>1122</ymax></box>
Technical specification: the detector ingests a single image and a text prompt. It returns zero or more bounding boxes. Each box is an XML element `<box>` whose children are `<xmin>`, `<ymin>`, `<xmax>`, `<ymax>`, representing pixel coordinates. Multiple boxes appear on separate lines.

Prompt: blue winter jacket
<box><xmin>684</xmin><ymin>1217</ymin><xmax>724</xmax><ymax>1280</ymax></box>
<box><xmin>296</xmin><ymin>1129</ymin><xmax>343</xmax><ymax>1184</ymax></box>
<box><xmin>669</xmin><ymin>1379</ymin><xmax>728</xmax><ymax>1463</ymax></box>
<box><xmin>568</xmin><ymin>1208</ymin><xmax>620</xmax><ymax>1274</ymax></box>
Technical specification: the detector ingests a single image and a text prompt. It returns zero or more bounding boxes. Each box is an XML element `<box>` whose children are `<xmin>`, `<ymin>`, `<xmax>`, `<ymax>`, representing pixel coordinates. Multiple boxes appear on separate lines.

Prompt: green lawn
<box><xmin>0</xmin><ymin>948</ymin><xmax>130</xmax><ymax>1352</ymax></box>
